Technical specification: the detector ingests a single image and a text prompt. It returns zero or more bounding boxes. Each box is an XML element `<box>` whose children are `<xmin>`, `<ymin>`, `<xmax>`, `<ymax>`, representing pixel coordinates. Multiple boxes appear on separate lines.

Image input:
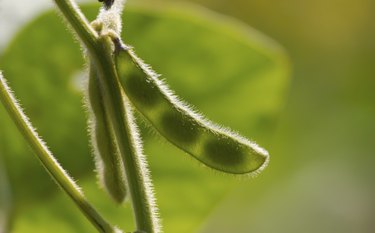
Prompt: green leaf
<box><xmin>0</xmin><ymin>156</ymin><xmax>13</xmax><ymax>233</ymax></box>
<box><xmin>0</xmin><ymin>2</ymin><xmax>289</xmax><ymax>232</ymax></box>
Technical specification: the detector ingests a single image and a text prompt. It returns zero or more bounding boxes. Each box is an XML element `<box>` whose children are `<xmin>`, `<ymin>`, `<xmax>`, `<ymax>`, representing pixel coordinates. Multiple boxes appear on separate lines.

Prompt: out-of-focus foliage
<box><xmin>0</xmin><ymin>2</ymin><xmax>289</xmax><ymax>233</ymax></box>
<box><xmin>185</xmin><ymin>0</ymin><xmax>375</xmax><ymax>233</ymax></box>
<box><xmin>0</xmin><ymin>157</ymin><xmax>12</xmax><ymax>232</ymax></box>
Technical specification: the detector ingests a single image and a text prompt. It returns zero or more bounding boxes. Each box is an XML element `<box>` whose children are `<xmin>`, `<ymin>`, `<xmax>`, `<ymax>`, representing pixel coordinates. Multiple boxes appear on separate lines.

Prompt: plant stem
<box><xmin>54</xmin><ymin>0</ymin><xmax>159</xmax><ymax>233</ymax></box>
<box><xmin>0</xmin><ymin>72</ymin><xmax>118</xmax><ymax>233</ymax></box>
<box><xmin>52</xmin><ymin>1</ymin><xmax>159</xmax><ymax>232</ymax></box>
<box><xmin>93</xmin><ymin>36</ymin><xmax>159</xmax><ymax>233</ymax></box>
<box><xmin>53</xmin><ymin>0</ymin><xmax>99</xmax><ymax>51</ymax></box>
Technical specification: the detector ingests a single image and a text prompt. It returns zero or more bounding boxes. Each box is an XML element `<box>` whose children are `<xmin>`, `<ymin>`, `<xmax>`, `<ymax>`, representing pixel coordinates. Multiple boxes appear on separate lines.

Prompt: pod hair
<box><xmin>115</xmin><ymin>45</ymin><xmax>269</xmax><ymax>175</ymax></box>
<box><xmin>86</xmin><ymin>62</ymin><xmax>127</xmax><ymax>203</ymax></box>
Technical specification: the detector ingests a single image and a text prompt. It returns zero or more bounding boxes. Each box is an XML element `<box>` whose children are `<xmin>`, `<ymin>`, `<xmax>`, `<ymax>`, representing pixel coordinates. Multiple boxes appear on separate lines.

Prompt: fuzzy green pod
<box><xmin>87</xmin><ymin>62</ymin><xmax>127</xmax><ymax>203</ymax></box>
<box><xmin>115</xmin><ymin>46</ymin><xmax>269</xmax><ymax>175</ymax></box>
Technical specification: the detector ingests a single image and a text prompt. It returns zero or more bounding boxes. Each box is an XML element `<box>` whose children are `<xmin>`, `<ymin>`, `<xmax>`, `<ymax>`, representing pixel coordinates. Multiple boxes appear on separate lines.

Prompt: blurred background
<box><xmin>0</xmin><ymin>0</ymin><xmax>374</xmax><ymax>232</ymax></box>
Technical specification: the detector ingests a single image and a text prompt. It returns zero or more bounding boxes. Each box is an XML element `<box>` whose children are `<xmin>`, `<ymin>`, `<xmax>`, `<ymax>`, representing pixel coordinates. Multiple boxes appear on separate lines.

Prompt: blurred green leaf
<box><xmin>0</xmin><ymin>156</ymin><xmax>13</xmax><ymax>232</ymax></box>
<box><xmin>0</xmin><ymin>2</ymin><xmax>289</xmax><ymax>232</ymax></box>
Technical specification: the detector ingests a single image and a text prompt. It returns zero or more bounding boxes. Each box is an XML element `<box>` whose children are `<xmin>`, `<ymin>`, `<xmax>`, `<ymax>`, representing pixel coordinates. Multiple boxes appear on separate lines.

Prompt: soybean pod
<box><xmin>87</xmin><ymin>62</ymin><xmax>127</xmax><ymax>202</ymax></box>
<box><xmin>115</xmin><ymin>45</ymin><xmax>269</xmax><ymax>175</ymax></box>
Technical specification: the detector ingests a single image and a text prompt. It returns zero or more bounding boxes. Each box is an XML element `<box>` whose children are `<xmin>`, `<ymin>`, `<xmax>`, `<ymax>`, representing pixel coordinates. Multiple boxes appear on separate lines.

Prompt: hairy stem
<box><xmin>53</xmin><ymin>0</ymin><xmax>99</xmax><ymax>51</ymax></box>
<box><xmin>52</xmin><ymin>1</ymin><xmax>159</xmax><ymax>232</ymax></box>
<box><xmin>0</xmin><ymin>72</ymin><xmax>119</xmax><ymax>233</ymax></box>
<box><xmin>92</xmin><ymin>36</ymin><xmax>159</xmax><ymax>233</ymax></box>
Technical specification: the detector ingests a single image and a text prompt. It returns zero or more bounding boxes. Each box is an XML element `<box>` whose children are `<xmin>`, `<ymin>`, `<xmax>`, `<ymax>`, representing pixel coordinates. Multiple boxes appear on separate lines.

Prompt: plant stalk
<box><xmin>51</xmin><ymin>1</ymin><xmax>159</xmax><ymax>232</ymax></box>
<box><xmin>92</xmin><ymin>36</ymin><xmax>158</xmax><ymax>233</ymax></box>
<box><xmin>0</xmin><ymin>72</ymin><xmax>117</xmax><ymax>233</ymax></box>
<box><xmin>53</xmin><ymin>0</ymin><xmax>99</xmax><ymax>51</ymax></box>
